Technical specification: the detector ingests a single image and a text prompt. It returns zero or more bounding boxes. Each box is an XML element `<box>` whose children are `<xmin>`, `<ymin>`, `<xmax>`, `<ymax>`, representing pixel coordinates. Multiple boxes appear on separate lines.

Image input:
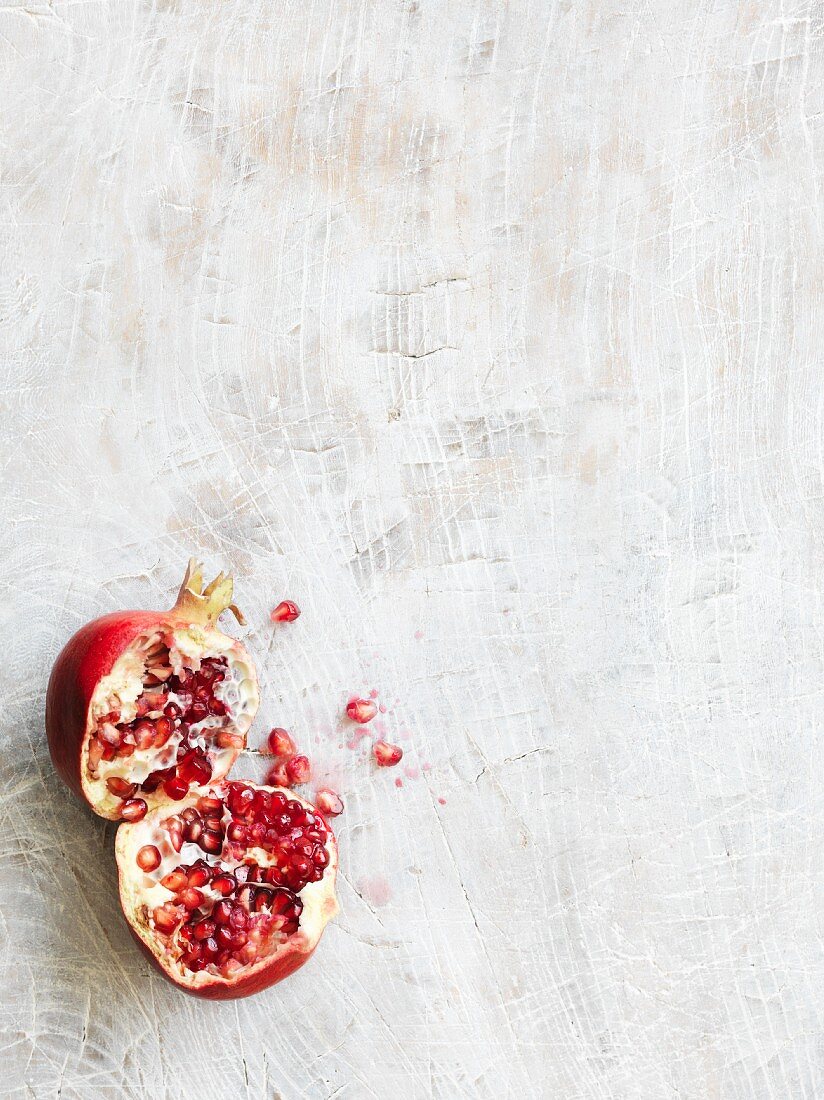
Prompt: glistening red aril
<box><xmin>266</xmin><ymin>728</ymin><xmax>296</xmax><ymax>757</ymax></box>
<box><xmin>120</xmin><ymin>798</ymin><xmax>148</xmax><ymax>821</ymax></box>
<box><xmin>266</xmin><ymin>761</ymin><xmax>292</xmax><ymax>788</ymax></box>
<box><xmin>270</xmin><ymin>600</ymin><xmax>301</xmax><ymax>623</ymax></box>
<box><xmin>315</xmin><ymin>788</ymin><xmax>344</xmax><ymax>817</ymax></box>
<box><xmin>285</xmin><ymin>755</ymin><xmax>311</xmax><ymax>785</ymax></box>
<box><xmin>373</xmin><ymin>741</ymin><xmax>403</xmax><ymax>767</ymax></box>
<box><xmin>136</xmin><ymin>845</ymin><xmax>161</xmax><ymax>872</ymax></box>
<box><xmin>346</xmin><ymin>698</ymin><xmax>377</xmax><ymax>724</ymax></box>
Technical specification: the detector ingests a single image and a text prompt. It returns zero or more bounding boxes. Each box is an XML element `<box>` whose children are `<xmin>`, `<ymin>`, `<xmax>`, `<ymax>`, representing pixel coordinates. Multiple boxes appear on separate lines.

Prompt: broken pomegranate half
<box><xmin>46</xmin><ymin>561</ymin><xmax>259</xmax><ymax>821</ymax></box>
<box><xmin>116</xmin><ymin>780</ymin><xmax>338</xmax><ymax>998</ymax></box>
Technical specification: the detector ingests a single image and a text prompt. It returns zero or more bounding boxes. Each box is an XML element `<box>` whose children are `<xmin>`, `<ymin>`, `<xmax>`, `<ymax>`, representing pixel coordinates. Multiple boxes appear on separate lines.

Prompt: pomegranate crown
<box><xmin>171</xmin><ymin>559</ymin><xmax>246</xmax><ymax>627</ymax></box>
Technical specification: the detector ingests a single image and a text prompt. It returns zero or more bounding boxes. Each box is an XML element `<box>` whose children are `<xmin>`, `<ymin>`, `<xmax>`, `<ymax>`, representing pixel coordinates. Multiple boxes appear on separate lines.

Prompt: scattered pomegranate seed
<box><xmin>286</xmin><ymin>755</ymin><xmax>311</xmax><ymax>785</ymax></box>
<box><xmin>120</xmin><ymin>798</ymin><xmax>148</xmax><ymax>821</ymax></box>
<box><xmin>315</xmin><ymin>788</ymin><xmax>344</xmax><ymax>817</ymax></box>
<box><xmin>266</xmin><ymin>728</ymin><xmax>296</xmax><ymax>757</ymax></box>
<box><xmin>373</xmin><ymin>741</ymin><xmax>403</xmax><ymax>767</ymax></box>
<box><xmin>266</xmin><ymin>761</ymin><xmax>292</xmax><ymax>787</ymax></box>
<box><xmin>270</xmin><ymin>600</ymin><xmax>301</xmax><ymax>623</ymax></box>
<box><xmin>346</xmin><ymin>698</ymin><xmax>378</xmax><ymax>724</ymax></box>
<box><xmin>136</xmin><ymin>845</ymin><xmax>161</xmax><ymax>872</ymax></box>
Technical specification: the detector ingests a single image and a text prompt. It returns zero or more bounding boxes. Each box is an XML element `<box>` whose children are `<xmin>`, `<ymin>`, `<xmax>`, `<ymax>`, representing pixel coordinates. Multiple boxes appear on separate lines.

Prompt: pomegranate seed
<box><xmin>193</xmin><ymin>918</ymin><xmax>216</xmax><ymax>941</ymax></box>
<box><xmin>160</xmin><ymin>869</ymin><xmax>188</xmax><ymax>892</ymax></box>
<box><xmin>227</xmin><ymin>821</ymin><xmax>247</xmax><ymax>843</ymax></box>
<box><xmin>212</xmin><ymin>873</ymin><xmax>236</xmax><ymax>896</ymax></box>
<box><xmin>153</xmin><ymin>717</ymin><xmax>174</xmax><ymax>747</ymax></box>
<box><xmin>216</xmin><ymin>730</ymin><xmax>244</xmax><ymax>750</ymax></box>
<box><xmin>163</xmin><ymin>774</ymin><xmax>189</xmax><ymax>801</ymax></box>
<box><xmin>216</xmin><ymin>925</ymin><xmax>234</xmax><ymax>948</ymax></box>
<box><xmin>106</xmin><ymin>776</ymin><xmax>137</xmax><ymax>798</ymax></box>
<box><xmin>136</xmin><ymin>845</ymin><xmax>161</xmax><ymax>872</ymax></box>
<box><xmin>315</xmin><ymin>788</ymin><xmax>344</xmax><ymax>817</ymax></box>
<box><xmin>133</xmin><ymin>722</ymin><xmax>155</xmax><ymax>750</ymax></box>
<box><xmin>180</xmin><ymin>888</ymin><xmax>204</xmax><ymax>910</ymax></box>
<box><xmin>87</xmin><ymin>738</ymin><xmax>104</xmax><ymax>771</ymax></box>
<box><xmin>197</xmin><ymin>795</ymin><xmax>223</xmax><ymax>814</ymax></box>
<box><xmin>346</xmin><ymin>698</ymin><xmax>378</xmax><ymax>724</ymax></box>
<box><xmin>213</xmin><ymin>900</ymin><xmax>233</xmax><ymax>925</ymax></box>
<box><xmin>153</xmin><ymin>903</ymin><xmax>183</xmax><ymax>934</ymax></box>
<box><xmin>185</xmin><ymin>820</ymin><xmax>203</xmax><ymax>842</ymax></box>
<box><xmin>164</xmin><ymin>702</ymin><xmax>182</xmax><ymax>719</ymax></box>
<box><xmin>178</xmin><ymin>751</ymin><xmax>212</xmax><ymax>786</ymax></box>
<box><xmin>229</xmin><ymin>906</ymin><xmax>249</xmax><ymax>930</ymax></box>
<box><xmin>266</xmin><ymin>728</ymin><xmax>296</xmax><ymax>757</ymax></box>
<box><xmin>200</xmin><ymin>830</ymin><xmax>223</xmax><ymax>854</ymax></box>
<box><xmin>99</xmin><ymin>721</ymin><xmax>120</xmax><ymax>745</ymax></box>
<box><xmin>373</xmin><ymin>741</ymin><xmax>403</xmax><ymax>767</ymax></box>
<box><xmin>286</xmin><ymin>755</ymin><xmax>311</xmax><ymax>785</ymax></box>
<box><xmin>254</xmin><ymin>889</ymin><xmax>274</xmax><ymax>912</ymax></box>
<box><xmin>187</xmin><ymin>865</ymin><xmax>211</xmax><ymax>888</ymax></box>
<box><xmin>266</xmin><ymin>761</ymin><xmax>292</xmax><ymax>788</ymax></box>
<box><xmin>270</xmin><ymin>600</ymin><xmax>300</xmax><ymax>623</ymax></box>
<box><xmin>120</xmin><ymin>798</ymin><xmax>148</xmax><ymax>821</ymax></box>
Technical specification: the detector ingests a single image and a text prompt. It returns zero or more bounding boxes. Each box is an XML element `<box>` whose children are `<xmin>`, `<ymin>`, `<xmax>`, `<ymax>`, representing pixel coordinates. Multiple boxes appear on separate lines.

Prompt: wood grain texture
<box><xmin>2</xmin><ymin>0</ymin><xmax>823</xmax><ymax>1096</ymax></box>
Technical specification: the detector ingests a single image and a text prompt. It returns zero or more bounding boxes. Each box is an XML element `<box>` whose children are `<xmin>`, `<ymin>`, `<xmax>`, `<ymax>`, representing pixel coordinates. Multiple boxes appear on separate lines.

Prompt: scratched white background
<box><xmin>2</xmin><ymin>0</ymin><xmax>823</xmax><ymax>1097</ymax></box>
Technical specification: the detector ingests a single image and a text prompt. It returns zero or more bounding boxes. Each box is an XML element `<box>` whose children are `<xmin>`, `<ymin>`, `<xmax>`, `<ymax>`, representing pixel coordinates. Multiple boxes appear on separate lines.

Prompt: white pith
<box><xmin>115</xmin><ymin>785</ymin><xmax>339</xmax><ymax>990</ymax></box>
<box><xmin>82</xmin><ymin>623</ymin><xmax>258</xmax><ymax>819</ymax></box>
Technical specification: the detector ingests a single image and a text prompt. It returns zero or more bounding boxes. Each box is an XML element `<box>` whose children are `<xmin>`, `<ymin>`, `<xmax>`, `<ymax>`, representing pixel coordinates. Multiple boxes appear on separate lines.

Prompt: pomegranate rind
<box><xmin>46</xmin><ymin>570</ymin><xmax>259</xmax><ymax>820</ymax></box>
<box><xmin>115</xmin><ymin>783</ymin><xmax>339</xmax><ymax>999</ymax></box>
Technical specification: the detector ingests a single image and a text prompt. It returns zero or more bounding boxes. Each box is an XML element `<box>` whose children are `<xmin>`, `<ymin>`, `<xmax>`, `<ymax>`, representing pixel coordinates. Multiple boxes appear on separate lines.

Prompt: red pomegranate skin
<box><xmin>46</xmin><ymin>611</ymin><xmax>161</xmax><ymax>805</ymax></box>
<box><xmin>126</xmin><ymin>924</ymin><xmax>322</xmax><ymax>1000</ymax></box>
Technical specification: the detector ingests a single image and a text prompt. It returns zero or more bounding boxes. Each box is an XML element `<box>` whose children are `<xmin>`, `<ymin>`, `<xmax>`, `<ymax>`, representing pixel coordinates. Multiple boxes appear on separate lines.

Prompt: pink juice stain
<box><xmin>358</xmin><ymin>876</ymin><xmax>392</xmax><ymax>907</ymax></box>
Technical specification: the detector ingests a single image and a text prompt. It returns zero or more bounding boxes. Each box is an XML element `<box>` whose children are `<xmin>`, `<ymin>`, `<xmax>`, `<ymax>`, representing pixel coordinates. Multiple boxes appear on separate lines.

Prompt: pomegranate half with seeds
<box><xmin>46</xmin><ymin>561</ymin><xmax>259</xmax><ymax>821</ymax></box>
<box><xmin>116</xmin><ymin>781</ymin><xmax>338</xmax><ymax>998</ymax></box>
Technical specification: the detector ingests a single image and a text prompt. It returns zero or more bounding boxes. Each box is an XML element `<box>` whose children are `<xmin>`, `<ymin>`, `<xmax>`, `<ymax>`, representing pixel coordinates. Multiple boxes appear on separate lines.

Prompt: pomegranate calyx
<box><xmin>172</xmin><ymin>559</ymin><xmax>246</xmax><ymax>627</ymax></box>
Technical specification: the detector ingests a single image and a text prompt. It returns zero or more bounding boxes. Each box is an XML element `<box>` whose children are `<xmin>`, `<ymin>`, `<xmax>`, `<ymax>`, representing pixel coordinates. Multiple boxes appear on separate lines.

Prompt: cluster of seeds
<box><xmin>151</xmin><ymin>859</ymin><xmax>304</xmax><ymax>975</ymax></box>
<box><xmin>91</xmin><ymin>655</ymin><xmax>243</xmax><ymax>818</ymax></box>
<box><xmin>143</xmin><ymin>784</ymin><xmax>329</xmax><ymax>975</ymax></box>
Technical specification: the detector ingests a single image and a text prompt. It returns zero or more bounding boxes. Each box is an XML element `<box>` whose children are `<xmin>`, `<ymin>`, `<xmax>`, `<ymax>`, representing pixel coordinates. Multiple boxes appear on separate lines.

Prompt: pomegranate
<box><xmin>46</xmin><ymin>561</ymin><xmax>259</xmax><ymax>821</ymax></box>
<box><xmin>116</xmin><ymin>781</ymin><xmax>338</xmax><ymax>999</ymax></box>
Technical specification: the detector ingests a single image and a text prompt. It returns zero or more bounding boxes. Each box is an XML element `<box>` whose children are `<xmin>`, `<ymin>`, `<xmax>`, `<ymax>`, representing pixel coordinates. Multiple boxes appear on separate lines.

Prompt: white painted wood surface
<box><xmin>3</xmin><ymin>1</ymin><xmax>823</xmax><ymax>1096</ymax></box>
